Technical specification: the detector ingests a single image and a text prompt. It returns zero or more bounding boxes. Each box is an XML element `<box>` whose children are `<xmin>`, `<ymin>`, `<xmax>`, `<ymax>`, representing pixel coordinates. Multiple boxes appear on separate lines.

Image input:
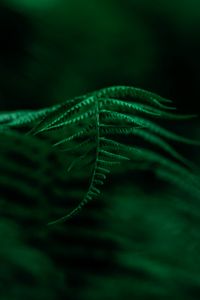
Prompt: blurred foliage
<box><xmin>1</xmin><ymin>126</ymin><xmax>200</xmax><ymax>299</ymax></box>
<box><xmin>0</xmin><ymin>0</ymin><xmax>200</xmax><ymax>299</ymax></box>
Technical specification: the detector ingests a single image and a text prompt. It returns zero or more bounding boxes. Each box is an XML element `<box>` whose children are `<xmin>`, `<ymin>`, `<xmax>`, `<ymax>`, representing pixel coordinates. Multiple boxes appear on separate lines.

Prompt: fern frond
<box><xmin>97</xmin><ymin>98</ymin><xmax>196</xmax><ymax>120</ymax></box>
<box><xmin>91</xmin><ymin>86</ymin><xmax>174</xmax><ymax>108</ymax></box>
<box><xmin>52</xmin><ymin>124</ymin><xmax>95</xmax><ymax>147</ymax></box>
<box><xmin>1</xmin><ymin>85</ymin><xmax>199</xmax><ymax>225</ymax></box>
<box><xmin>100</xmin><ymin>110</ymin><xmax>200</xmax><ymax>145</ymax></box>
<box><xmin>32</xmin><ymin>97</ymin><xmax>96</xmax><ymax>135</ymax></box>
<box><xmin>99</xmin><ymin>126</ymin><xmax>194</xmax><ymax>168</ymax></box>
<box><xmin>0</xmin><ymin>109</ymin><xmax>50</xmax><ymax>128</ymax></box>
<box><xmin>42</xmin><ymin>87</ymin><xmax>200</xmax><ymax>224</ymax></box>
<box><xmin>37</xmin><ymin>108</ymin><xmax>97</xmax><ymax>133</ymax></box>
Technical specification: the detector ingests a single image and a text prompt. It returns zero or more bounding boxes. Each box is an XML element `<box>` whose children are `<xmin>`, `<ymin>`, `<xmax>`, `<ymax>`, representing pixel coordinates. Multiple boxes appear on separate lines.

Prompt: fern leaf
<box><xmin>38</xmin><ymin>108</ymin><xmax>97</xmax><ymax>133</ymax></box>
<box><xmin>30</xmin><ymin>96</ymin><xmax>88</xmax><ymax>134</ymax></box>
<box><xmin>92</xmin><ymin>85</ymin><xmax>174</xmax><ymax>109</ymax></box>
<box><xmin>101</xmin><ymin>110</ymin><xmax>200</xmax><ymax>145</ymax></box>
<box><xmin>0</xmin><ymin>109</ymin><xmax>50</xmax><ymax>127</ymax></box>
<box><xmin>98</xmin><ymin>98</ymin><xmax>196</xmax><ymax>120</ymax></box>
<box><xmin>52</xmin><ymin>124</ymin><xmax>95</xmax><ymax>147</ymax></box>
<box><xmin>1</xmin><ymin>85</ymin><xmax>199</xmax><ymax>225</ymax></box>
<box><xmin>98</xmin><ymin>149</ymin><xmax>130</xmax><ymax>162</ymax></box>
<box><xmin>32</xmin><ymin>96</ymin><xmax>96</xmax><ymax>135</ymax></box>
<box><xmin>99</xmin><ymin>125</ymin><xmax>195</xmax><ymax>168</ymax></box>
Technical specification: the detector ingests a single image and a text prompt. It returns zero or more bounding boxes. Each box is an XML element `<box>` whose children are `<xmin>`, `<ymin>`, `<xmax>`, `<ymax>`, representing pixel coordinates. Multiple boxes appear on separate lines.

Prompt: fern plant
<box><xmin>1</xmin><ymin>85</ymin><xmax>200</xmax><ymax>225</ymax></box>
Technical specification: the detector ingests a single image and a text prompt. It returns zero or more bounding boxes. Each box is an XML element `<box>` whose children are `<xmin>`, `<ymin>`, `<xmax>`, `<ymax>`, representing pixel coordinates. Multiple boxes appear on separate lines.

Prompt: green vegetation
<box><xmin>1</xmin><ymin>1</ymin><xmax>200</xmax><ymax>299</ymax></box>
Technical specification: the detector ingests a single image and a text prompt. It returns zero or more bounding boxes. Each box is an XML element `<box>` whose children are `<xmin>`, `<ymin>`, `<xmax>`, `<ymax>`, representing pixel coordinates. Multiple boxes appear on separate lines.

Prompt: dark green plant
<box><xmin>1</xmin><ymin>85</ymin><xmax>200</xmax><ymax>225</ymax></box>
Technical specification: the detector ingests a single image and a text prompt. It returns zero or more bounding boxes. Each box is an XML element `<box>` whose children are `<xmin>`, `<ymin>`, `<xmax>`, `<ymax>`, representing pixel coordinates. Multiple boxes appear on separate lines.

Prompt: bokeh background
<box><xmin>0</xmin><ymin>1</ymin><xmax>200</xmax><ymax>299</ymax></box>
<box><xmin>1</xmin><ymin>0</ymin><xmax>200</xmax><ymax>114</ymax></box>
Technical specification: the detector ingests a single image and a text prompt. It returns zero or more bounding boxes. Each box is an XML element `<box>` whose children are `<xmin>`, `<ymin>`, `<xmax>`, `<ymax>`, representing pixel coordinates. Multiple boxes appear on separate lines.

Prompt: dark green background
<box><xmin>0</xmin><ymin>1</ymin><xmax>200</xmax><ymax>299</ymax></box>
<box><xmin>1</xmin><ymin>0</ymin><xmax>200</xmax><ymax>114</ymax></box>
